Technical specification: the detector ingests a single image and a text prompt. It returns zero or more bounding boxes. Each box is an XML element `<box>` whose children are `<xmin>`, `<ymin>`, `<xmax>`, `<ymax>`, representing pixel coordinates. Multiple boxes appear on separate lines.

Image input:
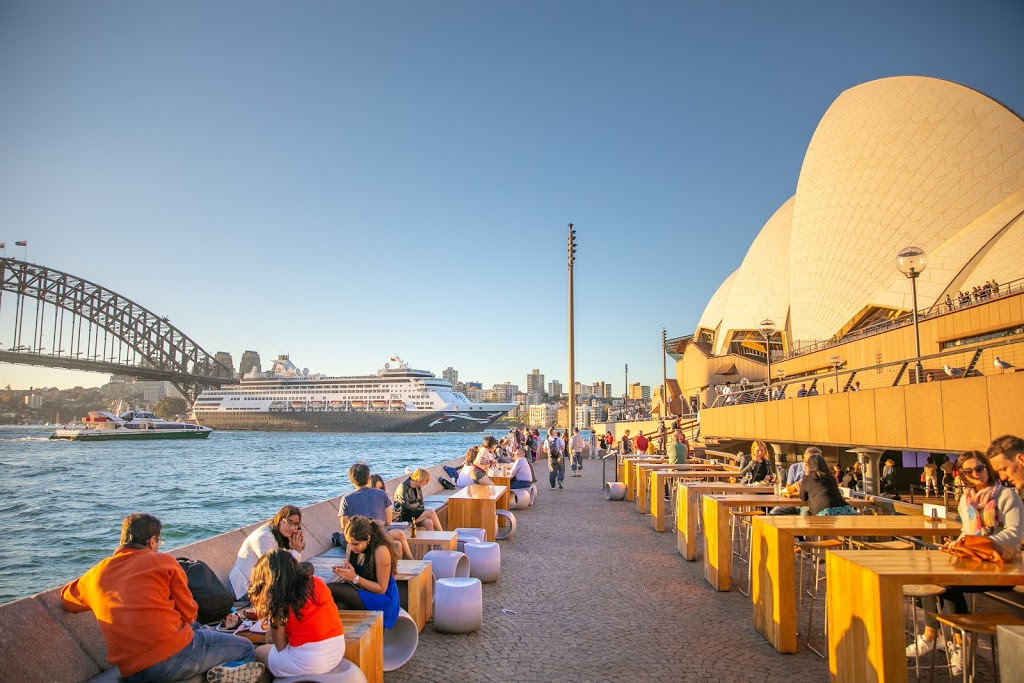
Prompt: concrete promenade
<box><xmin>388</xmin><ymin>459</ymin><xmax>829</xmax><ymax>682</ymax></box>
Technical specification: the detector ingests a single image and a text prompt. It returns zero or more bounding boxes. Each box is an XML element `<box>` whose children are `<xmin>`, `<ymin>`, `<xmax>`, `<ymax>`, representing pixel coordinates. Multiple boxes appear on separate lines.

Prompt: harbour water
<box><xmin>0</xmin><ymin>425</ymin><xmax>503</xmax><ymax>605</ymax></box>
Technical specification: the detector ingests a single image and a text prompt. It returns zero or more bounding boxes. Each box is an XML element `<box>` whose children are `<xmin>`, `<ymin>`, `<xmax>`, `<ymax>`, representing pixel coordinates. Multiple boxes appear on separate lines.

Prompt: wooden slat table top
<box><xmin>339</xmin><ymin>610</ymin><xmax>383</xmax><ymax>639</ymax></box>
<box><xmin>755</xmin><ymin>515</ymin><xmax>961</xmax><ymax>534</ymax></box>
<box><xmin>395</xmin><ymin>559</ymin><xmax>431</xmax><ymax>580</ymax></box>
<box><xmin>706</xmin><ymin>494</ymin><xmax>874</xmax><ymax>507</ymax></box>
<box><xmin>402</xmin><ymin>530</ymin><xmax>457</xmax><ymax>542</ymax></box>
<box><xmin>828</xmin><ymin>550</ymin><xmax>1024</xmax><ymax>581</ymax></box>
<box><xmin>679</xmin><ymin>482</ymin><xmax>775</xmax><ymax>493</ymax></box>
<box><xmin>450</xmin><ymin>484</ymin><xmax>506</xmax><ymax>501</ymax></box>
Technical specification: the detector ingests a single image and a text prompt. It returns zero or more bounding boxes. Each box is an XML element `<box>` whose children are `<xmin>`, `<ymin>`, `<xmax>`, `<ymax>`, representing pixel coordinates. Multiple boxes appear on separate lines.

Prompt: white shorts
<box><xmin>267</xmin><ymin>633</ymin><xmax>347</xmax><ymax>677</ymax></box>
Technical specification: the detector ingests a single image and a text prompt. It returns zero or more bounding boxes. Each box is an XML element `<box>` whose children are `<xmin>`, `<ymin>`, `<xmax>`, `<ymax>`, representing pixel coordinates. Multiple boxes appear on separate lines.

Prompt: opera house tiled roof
<box><xmin>697</xmin><ymin>76</ymin><xmax>1024</xmax><ymax>355</ymax></box>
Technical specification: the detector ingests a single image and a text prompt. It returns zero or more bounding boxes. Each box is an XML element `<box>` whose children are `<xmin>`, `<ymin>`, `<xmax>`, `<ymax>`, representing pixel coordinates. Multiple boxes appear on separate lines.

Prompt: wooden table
<box><xmin>447</xmin><ymin>485</ymin><xmax>506</xmax><ymax>541</ymax></box>
<box><xmin>700</xmin><ymin>495</ymin><xmax>874</xmax><ymax>591</ymax></box>
<box><xmin>488</xmin><ymin>472</ymin><xmax>511</xmax><ymax>510</ymax></box>
<box><xmin>236</xmin><ymin>610</ymin><xmax>383</xmax><ymax>683</ymax></box>
<box><xmin>675</xmin><ymin>481</ymin><xmax>774</xmax><ymax>559</ymax></box>
<box><xmin>750</xmin><ymin>515</ymin><xmax>961</xmax><ymax>653</ymax></box>
<box><xmin>634</xmin><ymin>463</ymin><xmax>730</xmax><ymax>514</ymax></box>
<box><xmin>395</xmin><ymin>559</ymin><xmax>432</xmax><ymax>632</ymax></box>
<box><xmin>647</xmin><ymin>470</ymin><xmax>747</xmax><ymax>531</ymax></box>
<box><xmin>404</xmin><ymin>530</ymin><xmax>458</xmax><ymax>560</ymax></box>
<box><xmin>827</xmin><ymin>550</ymin><xmax>1024</xmax><ymax>682</ymax></box>
<box><xmin>619</xmin><ymin>456</ymin><xmax>665</xmax><ymax>501</ymax></box>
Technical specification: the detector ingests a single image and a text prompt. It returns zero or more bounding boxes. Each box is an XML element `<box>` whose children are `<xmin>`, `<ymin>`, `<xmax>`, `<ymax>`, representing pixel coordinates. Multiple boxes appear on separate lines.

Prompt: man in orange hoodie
<box><xmin>62</xmin><ymin>513</ymin><xmax>262</xmax><ymax>683</ymax></box>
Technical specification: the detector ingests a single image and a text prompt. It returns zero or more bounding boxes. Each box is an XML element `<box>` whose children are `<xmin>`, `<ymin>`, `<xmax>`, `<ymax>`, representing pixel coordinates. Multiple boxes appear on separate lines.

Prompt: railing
<box><xmin>708</xmin><ymin>334</ymin><xmax>1023</xmax><ymax>408</ymax></box>
<box><xmin>779</xmin><ymin>275</ymin><xmax>1024</xmax><ymax>361</ymax></box>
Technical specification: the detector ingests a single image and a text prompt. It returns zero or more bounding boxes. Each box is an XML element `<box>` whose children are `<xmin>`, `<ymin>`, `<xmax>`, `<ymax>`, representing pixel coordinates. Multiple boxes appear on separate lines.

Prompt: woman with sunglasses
<box><xmin>906</xmin><ymin>451</ymin><xmax>1023</xmax><ymax>675</ymax></box>
<box><xmin>230</xmin><ymin>505</ymin><xmax>306</xmax><ymax>600</ymax></box>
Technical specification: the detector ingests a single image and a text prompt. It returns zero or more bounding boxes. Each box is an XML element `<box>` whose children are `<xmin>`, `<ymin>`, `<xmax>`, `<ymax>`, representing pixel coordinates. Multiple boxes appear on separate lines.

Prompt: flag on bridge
<box><xmin>15</xmin><ymin>241</ymin><xmax>27</xmax><ymax>246</ymax></box>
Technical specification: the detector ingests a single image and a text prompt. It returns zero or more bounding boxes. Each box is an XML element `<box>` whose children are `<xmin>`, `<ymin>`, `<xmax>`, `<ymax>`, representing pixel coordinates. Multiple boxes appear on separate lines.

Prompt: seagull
<box><xmin>944</xmin><ymin>364</ymin><xmax>966</xmax><ymax>378</ymax></box>
<box><xmin>995</xmin><ymin>356</ymin><xmax>1015</xmax><ymax>372</ymax></box>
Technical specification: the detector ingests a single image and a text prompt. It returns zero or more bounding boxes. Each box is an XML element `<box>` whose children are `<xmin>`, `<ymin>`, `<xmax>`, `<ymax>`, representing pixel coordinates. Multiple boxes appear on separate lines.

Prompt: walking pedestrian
<box><xmin>544</xmin><ymin>430</ymin><xmax>566</xmax><ymax>489</ymax></box>
<box><xmin>570</xmin><ymin>428</ymin><xmax>585</xmax><ymax>476</ymax></box>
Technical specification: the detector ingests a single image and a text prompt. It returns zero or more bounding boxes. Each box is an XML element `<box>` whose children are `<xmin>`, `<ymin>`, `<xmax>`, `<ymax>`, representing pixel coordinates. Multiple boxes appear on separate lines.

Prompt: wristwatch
<box><xmin>353</xmin><ymin>575</ymin><xmax>360</xmax><ymax>586</ymax></box>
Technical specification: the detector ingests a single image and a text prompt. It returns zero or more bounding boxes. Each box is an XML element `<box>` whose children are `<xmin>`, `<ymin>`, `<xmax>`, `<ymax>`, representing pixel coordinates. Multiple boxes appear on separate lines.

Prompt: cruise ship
<box><xmin>191</xmin><ymin>356</ymin><xmax>515</xmax><ymax>433</ymax></box>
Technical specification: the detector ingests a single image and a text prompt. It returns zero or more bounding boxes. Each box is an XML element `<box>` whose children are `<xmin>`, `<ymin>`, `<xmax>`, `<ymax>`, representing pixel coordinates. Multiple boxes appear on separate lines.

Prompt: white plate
<box><xmin>247</xmin><ymin>621</ymin><xmax>266</xmax><ymax>634</ymax></box>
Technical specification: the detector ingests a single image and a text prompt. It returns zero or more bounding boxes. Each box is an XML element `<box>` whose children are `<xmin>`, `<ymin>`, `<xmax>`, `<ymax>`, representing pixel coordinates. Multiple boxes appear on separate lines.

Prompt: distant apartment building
<box><xmin>548</xmin><ymin>380</ymin><xmax>562</xmax><ymax>398</ymax></box>
<box><xmin>490</xmin><ymin>382</ymin><xmax>518</xmax><ymax>402</ymax></box>
<box><xmin>590</xmin><ymin>404</ymin><xmax>609</xmax><ymax>422</ymax></box>
<box><xmin>466</xmin><ymin>381</ymin><xmax>482</xmax><ymax>390</ymax></box>
<box><xmin>24</xmin><ymin>393</ymin><xmax>43</xmax><ymax>409</ymax></box>
<box><xmin>214</xmin><ymin>352</ymin><xmax>235</xmax><ymax>378</ymax></box>
<box><xmin>592</xmin><ymin>381</ymin><xmax>612</xmax><ymax>399</ymax></box>
<box><xmin>442</xmin><ymin>366</ymin><xmax>459</xmax><ymax>385</ymax></box>
<box><xmin>239</xmin><ymin>351</ymin><xmax>262</xmax><ymax>377</ymax></box>
<box><xmin>528</xmin><ymin>404</ymin><xmax>558</xmax><ymax>428</ymax></box>
<box><xmin>514</xmin><ymin>391</ymin><xmax>528</xmax><ymax>405</ymax></box>
<box><xmin>526</xmin><ymin>369</ymin><xmax>544</xmax><ymax>395</ymax></box>
<box><xmin>138</xmin><ymin>381</ymin><xmax>180</xmax><ymax>402</ymax></box>
<box><xmin>629</xmin><ymin>383</ymin><xmax>651</xmax><ymax>401</ymax></box>
<box><xmin>575</xmin><ymin>405</ymin><xmax>592</xmax><ymax>428</ymax></box>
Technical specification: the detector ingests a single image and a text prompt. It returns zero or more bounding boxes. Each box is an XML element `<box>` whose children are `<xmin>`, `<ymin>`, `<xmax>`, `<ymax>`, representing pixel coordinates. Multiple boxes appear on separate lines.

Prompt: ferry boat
<box><xmin>191</xmin><ymin>356</ymin><xmax>515</xmax><ymax>433</ymax></box>
<box><xmin>51</xmin><ymin>410</ymin><xmax>213</xmax><ymax>441</ymax></box>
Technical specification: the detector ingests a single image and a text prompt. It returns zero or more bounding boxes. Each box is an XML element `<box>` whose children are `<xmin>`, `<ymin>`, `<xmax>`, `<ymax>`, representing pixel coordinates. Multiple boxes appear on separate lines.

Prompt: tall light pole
<box><xmin>661</xmin><ymin>327</ymin><xmax>668</xmax><ymax>417</ymax></box>
<box><xmin>568</xmin><ymin>224</ymin><xmax>577</xmax><ymax>433</ymax></box>
<box><xmin>829</xmin><ymin>354</ymin><xmax>842</xmax><ymax>393</ymax></box>
<box><xmin>624</xmin><ymin>363</ymin><xmax>628</xmax><ymax>421</ymax></box>
<box><xmin>896</xmin><ymin>246</ymin><xmax>928</xmax><ymax>384</ymax></box>
<box><xmin>758</xmin><ymin>319</ymin><xmax>776</xmax><ymax>400</ymax></box>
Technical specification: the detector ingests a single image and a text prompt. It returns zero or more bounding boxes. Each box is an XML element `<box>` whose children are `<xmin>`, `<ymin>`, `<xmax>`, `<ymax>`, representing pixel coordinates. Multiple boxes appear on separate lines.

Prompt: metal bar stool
<box><xmin>930</xmin><ymin>612</ymin><xmax>1024</xmax><ymax>682</ymax></box>
<box><xmin>902</xmin><ymin>584</ymin><xmax>946</xmax><ymax>679</ymax></box>
<box><xmin>730</xmin><ymin>508</ymin><xmax>765</xmax><ymax>597</ymax></box>
<box><xmin>794</xmin><ymin>538</ymin><xmax>843</xmax><ymax>657</ymax></box>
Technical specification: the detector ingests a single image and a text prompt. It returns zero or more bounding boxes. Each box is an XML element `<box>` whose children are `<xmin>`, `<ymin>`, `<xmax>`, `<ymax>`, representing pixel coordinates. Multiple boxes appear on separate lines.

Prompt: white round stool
<box><xmin>456</xmin><ymin>527</ymin><xmax>487</xmax><ymax>552</ymax></box>
<box><xmin>464</xmin><ymin>541</ymin><xmax>501</xmax><ymax>583</ymax></box>
<box><xmin>495</xmin><ymin>510</ymin><xmax>517</xmax><ymax>540</ymax></box>
<box><xmin>271</xmin><ymin>654</ymin><xmax>367</xmax><ymax>683</ymax></box>
<box><xmin>510</xmin><ymin>489</ymin><xmax>531</xmax><ymax>509</ymax></box>
<box><xmin>422</xmin><ymin>550</ymin><xmax>470</xmax><ymax>579</ymax></box>
<box><xmin>528</xmin><ymin>484</ymin><xmax>538</xmax><ymax>505</ymax></box>
<box><xmin>382</xmin><ymin>608</ymin><xmax>419</xmax><ymax>672</ymax></box>
<box><xmin>604</xmin><ymin>482</ymin><xmax>627</xmax><ymax>500</ymax></box>
<box><xmin>434</xmin><ymin>577</ymin><xmax>483</xmax><ymax>634</ymax></box>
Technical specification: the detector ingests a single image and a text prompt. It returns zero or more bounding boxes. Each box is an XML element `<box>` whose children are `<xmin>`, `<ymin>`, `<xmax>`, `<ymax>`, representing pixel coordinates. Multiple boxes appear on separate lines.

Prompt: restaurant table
<box><xmin>676</xmin><ymin>481</ymin><xmax>775</xmax><ymax>559</ymax></box>
<box><xmin>827</xmin><ymin>550</ymin><xmax>1024</xmax><ymax>682</ymax></box>
<box><xmin>634</xmin><ymin>462</ymin><xmax>731</xmax><ymax>514</ymax></box>
<box><xmin>447</xmin><ymin>485</ymin><xmax>506</xmax><ymax>541</ymax></box>
<box><xmin>404</xmin><ymin>529</ymin><xmax>458</xmax><ymax>560</ymax></box>
<box><xmin>647</xmin><ymin>470</ymin><xmax>749</xmax><ymax>531</ymax></box>
<box><xmin>750</xmin><ymin>515</ymin><xmax>961</xmax><ymax>653</ymax></box>
<box><xmin>487</xmin><ymin>471</ymin><xmax>511</xmax><ymax>510</ymax></box>
<box><xmin>618</xmin><ymin>456</ymin><xmax>665</xmax><ymax>501</ymax></box>
<box><xmin>700</xmin><ymin>495</ymin><xmax>874</xmax><ymax>591</ymax></box>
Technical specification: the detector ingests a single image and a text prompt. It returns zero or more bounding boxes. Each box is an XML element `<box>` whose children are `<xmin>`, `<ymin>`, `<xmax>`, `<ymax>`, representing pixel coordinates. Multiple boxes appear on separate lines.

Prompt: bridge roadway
<box><xmin>388</xmin><ymin>461</ymin><xmax>829</xmax><ymax>683</ymax></box>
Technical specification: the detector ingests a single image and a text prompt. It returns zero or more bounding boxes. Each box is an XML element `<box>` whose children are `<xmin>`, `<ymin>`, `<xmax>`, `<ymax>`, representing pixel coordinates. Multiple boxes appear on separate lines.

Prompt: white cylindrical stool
<box><xmin>528</xmin><ymin>484</ymin><xmax>538</xmax><ymax>505</ymax></box>
<box><xmin>434</xmin><ymin>577</ymin><xmax>483</xmax><ymax>634</ymax></box>
<box><xmin>495</xmin><ymin>510</ymin><xmax>517</xmax><ymax>540</ymax></box>
<box><xmin>422</xmin><ymin>550</ymin><xmax>470</xmax><ymax>579</ymax></box>
<box><xmin>456</xmin><ymin>527</ymin><xmax>487</xmax><ymax>552</ymax></box>
<box><xmin>604</xmin><ymin>482</ymin><xmax>627</xmax><ymax>500</ymax></box>
<box><xmin>464</xmin><ymin>541</ymin><xmax>500</xmax><ymax>583</ymax></box>
<box><xmin>510</xmin><ymin>489</ymin><xmax>531</xmax><ymax>509</ymax></box>
<box><xmin>382</xmin><ymin>608</ymin><xmax>419</xmax><ymax>672</ymax></box>
<box><xmin>272</xmin><ymin>655</ymin><xmax>368</xmax><ymax>683</ymax></box>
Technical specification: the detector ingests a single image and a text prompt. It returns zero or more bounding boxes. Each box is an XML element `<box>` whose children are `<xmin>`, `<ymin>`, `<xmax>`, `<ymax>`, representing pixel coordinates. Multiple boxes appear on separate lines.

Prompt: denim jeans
<box><xmin>122</xmin><ymin>623</ymin><xmax>256</xmax><ymax>683</ymax></box>
<box><xmin>570</xmin><ymin>452</ymin><xmax>583</xmax><ymax>472</ymax></box>
<box><xmin>548</xmin><ymin>459</ymin><xmax>565</xmax><ymax>487</ymax></box>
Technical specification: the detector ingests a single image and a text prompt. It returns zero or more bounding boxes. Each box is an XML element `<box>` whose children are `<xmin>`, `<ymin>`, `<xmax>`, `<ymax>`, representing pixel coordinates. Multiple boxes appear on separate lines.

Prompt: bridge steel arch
<box><xmin>0</xmin><ymin>258</ymin><xmax>236</xmax><ymax>402</ymax></box>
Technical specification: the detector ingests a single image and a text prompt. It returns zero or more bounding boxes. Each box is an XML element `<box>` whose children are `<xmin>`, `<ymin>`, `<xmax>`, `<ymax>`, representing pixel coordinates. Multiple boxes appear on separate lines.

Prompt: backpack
<box><xmin>548</xmin><ymin>438</ymin><xmax>562</xmax><ymax>461</ymax></box>
<box><xmin>176</xmin><ymin>558</ymin><xmax>233</xmax><ymax>623</ymax></box>
<box><xmin>439</xmin><ymin>477</ymin><xmax>457</xmax><ymax>490</ymax></box>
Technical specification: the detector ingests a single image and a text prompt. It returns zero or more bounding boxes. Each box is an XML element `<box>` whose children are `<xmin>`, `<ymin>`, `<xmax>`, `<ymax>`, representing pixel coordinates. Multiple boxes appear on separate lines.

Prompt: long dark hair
<box><xmin>249</xmin><ymin>548</ymin><xmax>319</xmax><ymax>625</ymax></box>
<box><xmin>344</xmin><ymin>515</ymin><xmax>398</xmax><ymax>577</ymax></box>
<box><xmin>955</xmin><ymin>450</ymin><xmax>998</xmax><ymax>488</ymax></box>
<box><xmin>269</xmin><ymin>505</ymin><xmax>302</xmax><ymax>550</ymax></box>
<box><xmin>804</xmin><ymin>448</ymin><xmax>831</xmax><ymax>480</ymax></box>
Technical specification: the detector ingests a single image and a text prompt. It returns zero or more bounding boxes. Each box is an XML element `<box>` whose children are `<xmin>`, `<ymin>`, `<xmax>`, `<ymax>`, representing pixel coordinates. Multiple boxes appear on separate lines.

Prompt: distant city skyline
<box><xmin>2</xmin><ymin>2</ymin><xmax>1022</xmax><ymax>393</ymax></box>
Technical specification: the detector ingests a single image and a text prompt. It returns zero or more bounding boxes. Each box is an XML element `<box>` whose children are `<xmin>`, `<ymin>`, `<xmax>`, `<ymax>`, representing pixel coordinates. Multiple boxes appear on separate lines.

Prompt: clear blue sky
<box><xmin>1</xmin><ymin>1</ymin><xmax>1022</xmax><ymax>393</ymax></box>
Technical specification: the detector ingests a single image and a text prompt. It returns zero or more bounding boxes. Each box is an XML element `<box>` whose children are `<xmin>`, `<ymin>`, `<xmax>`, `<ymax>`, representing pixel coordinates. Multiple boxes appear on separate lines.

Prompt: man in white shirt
<box><xmin>569</xmin><ymin>428</ymin><xmax>586</xmax><ymax>477</ymax></box>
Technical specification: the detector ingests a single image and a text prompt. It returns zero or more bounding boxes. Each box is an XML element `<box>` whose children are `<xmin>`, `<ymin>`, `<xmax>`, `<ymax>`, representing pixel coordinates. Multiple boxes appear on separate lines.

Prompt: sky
<box><xmin>1</xmin><ymin>1</ymin><xmax>1023</xmax><ymax>394</ymax></box>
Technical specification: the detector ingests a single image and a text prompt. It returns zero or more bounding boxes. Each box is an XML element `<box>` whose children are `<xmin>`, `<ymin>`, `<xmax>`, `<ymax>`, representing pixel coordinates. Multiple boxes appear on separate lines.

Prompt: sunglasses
<box><xmin>960</xmin><ymin>466</ymin><xmax>988</xmax><ymax>476</ymax></box>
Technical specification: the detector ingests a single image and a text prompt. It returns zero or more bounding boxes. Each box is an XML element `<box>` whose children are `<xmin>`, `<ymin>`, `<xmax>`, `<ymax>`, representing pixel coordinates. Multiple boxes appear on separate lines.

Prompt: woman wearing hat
<box><xmin>881</xmin><ymin>458</ymin><xmax>896</xmax><ymax>495</ymax></box>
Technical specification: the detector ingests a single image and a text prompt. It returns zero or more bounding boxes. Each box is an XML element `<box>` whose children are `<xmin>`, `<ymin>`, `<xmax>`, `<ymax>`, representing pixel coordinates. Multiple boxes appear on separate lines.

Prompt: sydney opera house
<box><xmin>663</xmin><ymin>76</ymin><xmax>1024</xmax><ymax>456</ymax></box>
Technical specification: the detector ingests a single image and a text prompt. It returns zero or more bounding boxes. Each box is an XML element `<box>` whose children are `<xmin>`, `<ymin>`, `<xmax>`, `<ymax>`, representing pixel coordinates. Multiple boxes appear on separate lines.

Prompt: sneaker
<box><xmin>558</xmin><ymin>483</ymin><xmax>563</xmax><ymax>489</ymax></box>
<box><xmin>946</xmin><ymin>642</ymin><xmax>963</xmax><ymax>677</ymax></box>
<box><xmin>904</xmin><ymin>634</ymin><xmax>942</xmax><ymax>658</ymax></box>
<box><xmin>207</xmin><ymin>661</ymin><xmax>264</xmax><ymax>683</ymax></box>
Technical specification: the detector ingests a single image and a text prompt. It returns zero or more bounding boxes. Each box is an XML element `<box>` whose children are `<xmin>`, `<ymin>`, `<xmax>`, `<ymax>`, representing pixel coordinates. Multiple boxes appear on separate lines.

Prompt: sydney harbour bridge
<box><xmin>0</xmin><ymin>257</ymin><xmax>238</xmax><ymax>402</ymax></box>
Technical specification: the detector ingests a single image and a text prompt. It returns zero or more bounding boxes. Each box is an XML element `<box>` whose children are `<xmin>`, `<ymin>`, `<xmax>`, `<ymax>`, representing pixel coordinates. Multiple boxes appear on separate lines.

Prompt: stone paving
<box><xmin>388</xmin><ymin>458</ymin><xmax>833</xmax><ymax>682</ymax></box>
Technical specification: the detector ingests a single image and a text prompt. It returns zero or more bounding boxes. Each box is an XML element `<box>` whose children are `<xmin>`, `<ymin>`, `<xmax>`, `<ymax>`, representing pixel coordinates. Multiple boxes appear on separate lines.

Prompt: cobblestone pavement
<box><xmin>387</xmin><ymin>459</ymin><xmax>834</xmax><ymax>682</ymax></box>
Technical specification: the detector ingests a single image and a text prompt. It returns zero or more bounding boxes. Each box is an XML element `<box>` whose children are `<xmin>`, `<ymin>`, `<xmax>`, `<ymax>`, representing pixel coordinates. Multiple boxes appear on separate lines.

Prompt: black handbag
<box><xmin>176</xmin><ymin>557</ymin><xmax>233</xmax><ymax>623</ymax></box>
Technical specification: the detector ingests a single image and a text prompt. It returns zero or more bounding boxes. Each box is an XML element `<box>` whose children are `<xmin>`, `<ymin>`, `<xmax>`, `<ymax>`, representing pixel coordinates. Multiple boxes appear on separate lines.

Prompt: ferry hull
<box><xmin>51</xmin><ymin>430</ymin><xmax>212</xmax><ymax>441</ymax></box>
<box><xmin>193</xmin><ymin>409</ymin><xmax>506</xmax><ymax>433</ymax></box>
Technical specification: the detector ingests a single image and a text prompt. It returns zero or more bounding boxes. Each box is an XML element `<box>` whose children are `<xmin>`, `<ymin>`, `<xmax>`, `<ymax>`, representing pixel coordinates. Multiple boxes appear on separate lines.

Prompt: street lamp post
<box><xmin>568</xmin><ymin>224</ymin><xmax>577</xmax><ymax>433</ymax></box>
<box><xmin>624</xmin><ymin>363</ymin><xmax>628</xmax><ymax>421</ymax></box>
<box><xmin>829</xmin><ymin>354</ymin><xmax>842</xmax><ymax>393</ymax></box>
<box><xmin>896</xmin><ymin>246</ymin><xmax>928</xmax><ymax>385</ymax></box>
<box><xmin>758</xmin><ymin>319</ymin><xmax>776</xmax><ymax>400</ymax></box>
<box><xmin>661</xmin><ymin>327</ymin><xmax>668</xmax><ymax>418</ymax></box>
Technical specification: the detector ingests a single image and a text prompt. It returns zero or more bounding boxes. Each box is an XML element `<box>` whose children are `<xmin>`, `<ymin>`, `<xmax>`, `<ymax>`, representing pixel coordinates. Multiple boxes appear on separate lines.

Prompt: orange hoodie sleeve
<box><xmin>61</xmin><ymin>575</ymin><xmax>93</xmax><ymax>613</ymax></box>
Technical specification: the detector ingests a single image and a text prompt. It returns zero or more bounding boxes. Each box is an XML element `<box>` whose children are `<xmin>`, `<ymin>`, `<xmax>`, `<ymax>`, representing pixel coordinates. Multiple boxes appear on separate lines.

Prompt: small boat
<box><xmin>309</xmin><ymin>401</ymin><xmax>325</xmax><ymax>409</ymax></box>
<box><xmin>269</xmin><ymin>401</ymin><xmax>288</xmax><ymax>412</ymax></box>
<box><xmin>51</xmin><ymin>411</ymin><xmax>212</xmax><ymax>441</ymax></box>
<box><xmin>371</xmin><ymin>400</ymin><xmax>388</xmax><ymax>408</ymax></box>
<box><xmin>290</xmin><ymin>401</ymin><xmax>306</xmax><ymax>409</ymax></box>
<box><xmin>390</xmin><ymin>400</ymin><xmax>406</xmax><ymax>409</ymax></box>
<box><xmin>328</xmin><ymin>400</ymin><xmax>345</xmax><ymax>408</ymax></box>
<box><xmin>350</xmin><ymin>400</ymin><xmax>366</xmax><ymax>408</ymax></box>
